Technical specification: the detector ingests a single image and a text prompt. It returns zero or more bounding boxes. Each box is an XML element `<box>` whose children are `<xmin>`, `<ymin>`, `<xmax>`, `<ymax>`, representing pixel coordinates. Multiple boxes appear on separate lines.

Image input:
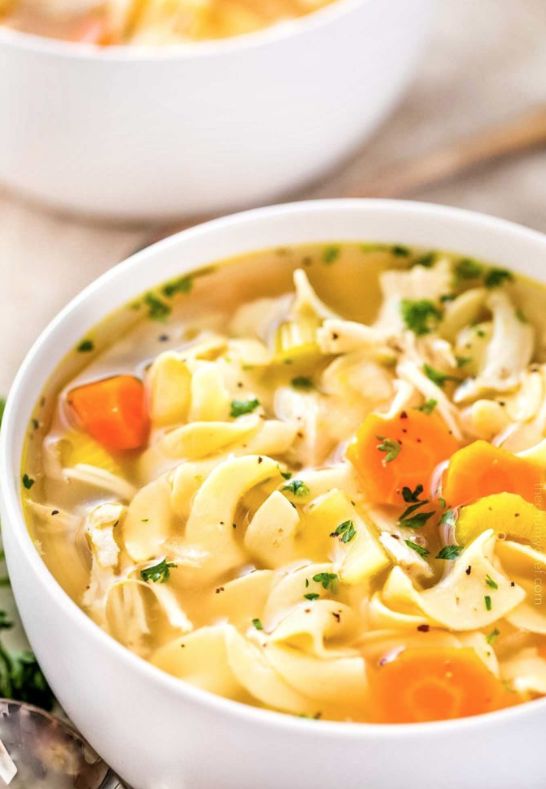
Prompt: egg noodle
<box><xmin>23</xmin><ymin>243</ymin><xmax>546</xmax><ymax>723</ymax></box>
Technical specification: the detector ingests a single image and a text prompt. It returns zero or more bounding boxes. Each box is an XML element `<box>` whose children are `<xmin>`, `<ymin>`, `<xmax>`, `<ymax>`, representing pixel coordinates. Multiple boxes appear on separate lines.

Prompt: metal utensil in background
<box><xmin>0</xmin><ymin>700</ymin><xmax>124</xmax><ymax>788</ymax></box>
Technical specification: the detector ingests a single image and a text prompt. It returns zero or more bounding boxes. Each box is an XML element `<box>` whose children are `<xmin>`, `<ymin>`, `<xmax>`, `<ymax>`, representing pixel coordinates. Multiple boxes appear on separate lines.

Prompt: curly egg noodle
<box><xmin>23</xmin><ymin>243</ymin><xmax>546</xmax><ymax>724</ymax></box>
<box><xmin>0</xmin><ymin>0</ymin><xmax>335</xmax><ymax>44</ymax></box>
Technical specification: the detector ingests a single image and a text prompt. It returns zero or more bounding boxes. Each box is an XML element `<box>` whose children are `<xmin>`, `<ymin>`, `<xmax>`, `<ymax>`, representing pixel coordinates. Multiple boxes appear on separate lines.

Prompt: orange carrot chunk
<box><xmin>371</xmin><ymin>647</ymin><xmax>512</xmax><ymax>723</ymax></box>
<box><xmin>347</xmin><ymin>410</ymin><xmax>460</xmax><ymax>506</ymax></box>
<box><xmin>68</xmin><ymin>375</ymin><xmax>149</xmax><ymax>452</ymax></box>
<box><xmin>443</xmin><ymin>440</ymin><xmax>545</xmax><ymax>509</ymax></box>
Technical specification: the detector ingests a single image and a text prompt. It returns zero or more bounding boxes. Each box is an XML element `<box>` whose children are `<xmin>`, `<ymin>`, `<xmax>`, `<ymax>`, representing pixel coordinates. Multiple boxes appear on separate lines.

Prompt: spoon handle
<box><xmin>337</xmin><ymin>105</ymin><xmax>546</xmax><ymax>199</ymax></box>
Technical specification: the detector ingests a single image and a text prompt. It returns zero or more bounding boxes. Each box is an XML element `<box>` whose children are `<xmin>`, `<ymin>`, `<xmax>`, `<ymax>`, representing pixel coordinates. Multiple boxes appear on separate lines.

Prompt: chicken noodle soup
<box><xmin>0</xmin><ymin>0</ymin><xmax>336</xmax><ymax>44</ymax></box>
<box><xmin>23</xmin><ymin>243</ymin><xmax>546</xmax><ymax>723</ymax></box>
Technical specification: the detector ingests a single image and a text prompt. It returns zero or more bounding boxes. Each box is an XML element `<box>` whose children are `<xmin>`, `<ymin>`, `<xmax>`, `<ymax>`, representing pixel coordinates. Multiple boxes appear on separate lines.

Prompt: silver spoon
<box><xmin>0</xmin><ymin>699</ymin><xmax>124</xmax><ymax>788</ymax></box>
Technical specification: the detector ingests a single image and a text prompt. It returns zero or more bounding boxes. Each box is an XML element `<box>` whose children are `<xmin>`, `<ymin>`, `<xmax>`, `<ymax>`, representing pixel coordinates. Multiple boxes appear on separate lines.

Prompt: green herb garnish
<box><xmin>417</xmin><ymin>398</ymin><xmax>438</xmax><ymax>414</ymax></box>
<box><xmin>140</xmin><ymin>559</ymin><xmax>177</xmax><ymax>584</ymax></box>
<box><xmin>282</xmin><ymin>479</ymin><xmax>310</xmax><ymax>497</ymax></box>
<box><xmin>486</xmin><ymin>627</ymin><xmax>500</xmax><ymax>645</ymax></box>
<box><xmin>402</xmin><ymin>511</ymin><xmax>435</xmax><ymax>529</ymax></box>
<box><xmin>230</xmin><ymin>398</ymin><xmax>260</xmax><ymax>418</ymax></box>
<box><xmin>485</xmin><ymin>575</ymin><xmax>498</xmax><ymax>590</ymax></box>
<box><xmin>0</xmin><ymin>398</ymin><xmax>5</xmax><ymax>427</ymax></box>
<box><xmin>405</xmin><ymin>540</ymin><xmax>430</xmax><ymax>558</ymax></box>
<box><xmin>484</xmin><ymin>267</ymin><xmax>513</xmax><ymax>289</ymax></box>
<box><xmin>439</xmin><ymin>508</ymin><xmax>458</xmax><ymax>529</ymax></box>
<box><xmin>22</xmin><ymin>474</ymin><xmax>35</xmax><ymax>490</ymax></box>
<box><xmin>484</xmin><ymin>595</ymin><xmax>492</xmax><ymax>611</ymax></box>
<box><xmin>322</xmin><ymin>245</ymin><xmax>340</xmax><ymax>264</ymax></box>
<box><xmin>376</xmin><ymin>436</ymin><xmax>401</xmax><ymax>464</ymax></box>
<box><xmin>436</xmin><ymin>545</ymin><xmax>463</xmax><ymax>560</ymax></box>
<box><xmin>162</xmin><ymin>276</ymin><xmax>193</xmax><ymax>298</ymax></box>
<box><xmin>76</xmin><ymin>339</ymin><xmax>94</xmax><ymax>353</ymax></box>
<box><xmin>312</xmin><ymin>572</ymin><xmax>338</xmax><ymax>590</ymax></box>
<box><xmin>291</xmin><ymin>376</ymin><xmax>314</xmax><ymax>391</ymax></box>
<box><xmin>455</xmin><ymin>355</ymin><xmax>471</xmax><ymax>368</ymax></box>
<box><xmin>413</xmin><ymin>252</ymin><xmax>436</xmax><ymax>268</ymax></box>
<box><xmin>454</xmin><ymin>258</ymin><xmax>483</xmax><ymax>281</ymax></box>
<box><xmin>252</xmin><ymin>618</ymin><xmax>263</xmax><ymax>631</ymax></box>
<box><xmin>423</xmin><ymin>364</ymin><xmax>459</xmax><ymax>388</ymax></box>
<box><xmin>304</xmin><ymin>593</ymin><xmax>320</xmax><ymax>601</ymax></box>
<box><xmin>402</xmin><ymin>484</ymin><xmax>424</xmax><ymax>503</ymax></box>
<box><xmin>330</xmin><ymin>520</ymin><xmax>356</xmax><ymax>543</ymax></box>
<box><xmin>144</xmin><ymin>292</ymin><xmax>172</xmax><ymax>321</ymax></box>
<box><xmin>392</xmin><ymin>245</ymin><xmax>410</xmax><ymax>257</ymax></box>
<box><xmin>400</xmin><ymin>299</ymin><xmax>442</xmax><ymax>335</ymax></box>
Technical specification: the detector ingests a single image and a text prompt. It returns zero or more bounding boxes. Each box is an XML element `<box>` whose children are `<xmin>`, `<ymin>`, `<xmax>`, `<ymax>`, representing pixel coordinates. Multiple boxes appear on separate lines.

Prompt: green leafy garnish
<box><xmin>330</xmin><ymin>520</ymin><xmax>356</xmax><ymax>543</ymax></box>
<box><xmin>312</xmin><ymin>572</ymin><xmax>338</xmax><ymax>590</ymax></box>
<box><xmin>0</xmin><ymin>398</ymin><xmax>5</xmax><ymax>427</ymax></box>
<box><xmin>486</xmin><ymin>628</ymin><xmax>500</xmax><ymax>645</ymax></box>
<box><xmin>144</xmin><ymin>292</ymin><xmax>172</xmax><ymax>321</ymax></box>
<box><xmin>413</xmin><ymin>251</ymin><xmax>436</xmax><ymax>268</ymax></box>
<box><xmin>22</xmin><ymin>474</ymin><xmax>35</xmax><ymax>490</ymax></box>
<box><xmin>436</xmin><ymin>545</ymin><xmax>463</xmax><ymax>560</ymax></box>
<box><xmin>402</xmin><ymin>511</ymin><xmax>435</xmax><ymax>529</ymax></box>
<box><xmin>162</xmin><ymin>276</ymin><xmax>193</xmax><ymax>297</ymax></box>
<box><xmin>304</xmin><ymin>593</ymin><xmax>320</xmax><ymax>601</ymax></box>
<box><xmin>140</xmin><ymin>559</ymin><xmax>177</xmax><ymax>584</ymax></box>
<box><xmin>230</xmin><ymin>398</ymin><xmax>260</xmax><ymax>418</ymax></box>
<box><xmin>252</xmin><ymin>618</ymin><xmax>263</xmax><ymax>631</ymax></box>
<box><xmin>404</xmin><ymin>540</ymin><xmax>430</xmax><ymax>558</ymax></box>
<box><xmin>417</xmin><ymin>398</ymin><xmax>438</xmax><ymax>414</ymax></box>
<box><xmin>484</xmin><ymin>595</ymin><xmax>492</xmax><ymax>611</ymax></box>
<box><xmin>423</xmin><ymin>364</ymin><xmax>459</xmax><ymax>388</ymax></box>
<box><xmin>391</xmin><ymin>245</ymin><xmax>410</xmax><ymax>257</ymax></box>
<box><xmin>439</xmin><ymin>508</ymin><xmax>458</xmax><ymax>529</ymax></box>
<box><xmin>322</xmin><ymin>245</ymin><xmax>340</xmax><ymax>264</ymax></box>
<box><xmin>282</xmin><ymin>479</ymin><xmax>310</xmax><ymax>497</ymax></box>
<box><xmin>455</xmin><ymin>355</ymin><xmax>471</xmax><ymax>368</ymax></box>
<box><xmin>454</xmin><ymin>258</ymin><xmax>483</xmax><ymax>282</ymax></box>
<box><xmin>376</xmin><ymin>436</ymin><xmax>401</xmax><ymax>464</ymax></box>
<box><xmin>76</xmin><ymin>339</ymin><xmax>94</xmax><ymax>353</ymax></box>
<box><xmin>280</xmin><ymin>470</ymin><xmax>293</xmax><ymax>480</ymax></box>
<box><xmin>0</xmin><ymin>646</ymin><xmax>54</xmax><ymax>711</ymax></box>
<box><xmin>484</xmin><ymin>267</ymin><xmax>513</xmax><ymax>289</ymax></box>
<box><xmin>485</xmin><ymin>575</ymin><xmax>498</xmax><ymax>590</ymax></box>
<box><xmin>400</xmin><ymin>299</ymin><xmax>442</xmax><ymax>335</ymax></box>
<box><xmin>402</xmin><ymin>484</ymin><xmax>424</xmax><ymax>503</ymax></box>
<box><xmin>291</xmin><ymin>376</ymin><xmax>314</xmax><ymax>390</ymax></box>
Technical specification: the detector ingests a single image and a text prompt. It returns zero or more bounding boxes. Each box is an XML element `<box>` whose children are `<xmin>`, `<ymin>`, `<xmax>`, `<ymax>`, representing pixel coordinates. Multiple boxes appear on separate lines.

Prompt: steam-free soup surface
<box><xmin>23</xmin><ymin>243</ymin><xmax>546</xmax><ymax>723</ymax></box>
<box><xmin>1</xmin><ymin>0</ymin><xmax>335</xmax><ymax>44</ymax></box>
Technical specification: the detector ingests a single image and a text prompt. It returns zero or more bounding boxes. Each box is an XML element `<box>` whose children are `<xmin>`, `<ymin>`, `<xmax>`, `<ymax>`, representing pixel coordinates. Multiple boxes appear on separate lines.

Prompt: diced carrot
<box><xmin>68</xmin><ymin>375</ymin><xmax>149</xmax><ymax>452</ymax></box>
<box><xmin>443</xmin><ymin>440</ymin><xmax>545</xmax><ymax>509</ymax></box>
<box><xmin>347</xmin><ymin>410</ymin><xmax>460</xmax><ymax>506</ymax></box>
<box><xmin>370</xmin><ymin>647</ymin><xmax>512</xmax><ymax>723</ymax></box>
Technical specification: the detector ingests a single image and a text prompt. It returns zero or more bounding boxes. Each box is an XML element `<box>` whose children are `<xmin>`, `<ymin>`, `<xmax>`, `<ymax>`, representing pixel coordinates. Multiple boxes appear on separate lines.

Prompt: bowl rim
<box><xmin>0</xmin><ymin>0</ymin><xmax>365</xmax><ymax>61</ymax></box>
<box><xmin>2</xmin><ymin>197</ymin><xmax>546</xmax><ymax>740</ymax></box>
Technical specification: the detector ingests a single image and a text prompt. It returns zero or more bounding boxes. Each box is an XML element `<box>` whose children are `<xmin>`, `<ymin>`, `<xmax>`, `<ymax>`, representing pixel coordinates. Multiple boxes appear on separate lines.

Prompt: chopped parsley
<box><xmin>144</xmin><ymin>292</ymin><xmax>172</xmax><ymax>321</ymax></box>
<box><xmin>439</xmin><ymin>508</ymin><xmax>458</xmax><ymax>529</ymax></box>
<box><xmin>376</xmin><ymin>436</ymin><xmax>401</xmax><ymax>464</ymax></box>
<box><xmin>0</xmin><ymin>397</ymin><xmax>5</xmax><ymax>427</ymax></box>
<box><xmin>402</xmin><ymin>484</ymin><xmax>424</xmax><ymax>503</ymax></box>
<box><xmin>76</xmin><ymin>339</ymin><xmax>94</xmax><ymax>353</ymax></box>
<box><xmin>140</xmin><ymin>559</ymin><xmax>177</xmax><ymax>584</ymax></box>
<box><xmin>412</xmin><ymin>251</ymin><xmax>436</xmax><ymax>268</ymax></box>
<box><xmin>486</xmin><ymin>628</ymin><xmax>500</xmax><ymax>645</ymax></box>
<box><xmin>455</xmin><ymin>355</ymin><xmax>471</xmax><ymax>368</ymax></box>
<box><xmin>252</xmin><ymin>618</ymin><xmax>263</xmax><ymax>631</ymax></box>
<box><xmin>485</xmin><ymin>575</ymin><xmax>498</xmax><ymax>590</ymax></box>
<box><xmin>402</xmin><ymin>511</ymin><xmax>435</xmax><ymax>529</ymax></box>
<box><xmin>454</xmin><ymin>258</ymin><xmax>483</xmax><ymax>282</ymax></box>
<box><xmin>484</xmin><ymin>595</ymin><xmax>492</xmax><ymax>611</ymax></box>
<box><xmin>312</xmin><ymin>572</ymin><xmax>338</xmax><ymax>590</ymax></box>
<box><xmin>400</xmin><ymin>299</ymin><xmax>442</xmax><ymax>335</ymax></box>
<box><xmin>304</xmin><ymin>593</ymin><xmax>320</xmax><ymax>601</ymax></box>
<box><xmin>404</xmin><ymin>540</ymin><xmax>430</xmax><ymax>558</ymax></box>
<box><xmin>398</xmin><ymin>484</ymin><xmax>434</xmax><ymax>529</ymax></box>
<box><xmin>391</xmin><ymin>244</ymin><xmax>411</xmax><ymax>257</ymax></box>
<box><xmin>417</xmin><ymin>398</ymin><xmax>438</xmax><ymax>414</ymax></box>
<box><xmin>330</xmin><ymin>519</ymin><xmax>356</xmax><ymax>543</ymax></box>
<box><xmin>322</xmin><ymin>245</ymin><xmax>340</xmax><ymax>264</ymax></box>
<box><xmin>423</xmin><ymin>364</ymin><xmax>459</xmax><ymax>388</ymax></box>
<box><xmin>22</xmin><ymin>474</ymin><xmax>35</xmax><ymax>490</ymax></box>
<box><xmin>0</xmin><ymin>612</ymin><xmax>12</xmax><ymax>631</ymax></box>
<box><xmin>436</xmin><ymin>545</ymin><xmax>463</xmax><ymax>560</ymax></box>
<box><xmin>484</xmin><ymin>267</ymin><xmax>513</xmax><ymax>289</ymax></box>
<box><xmin>280</xmin><ymin>470</ymin><xmax>293</xmax><ymax>480</ymax></box>
<box><xmin>291</xmin><ymin>376</ymin><xmax>314</xmax><ymax>391</ymax></box>
<box><xmin>230</xmin><ymin>398</ymin><xmax>260</xmax><ymax>418</ymax></box>
<box><xmin>161</xmin><ymin>276</ymin><xmax>193</xmax><ymax>297</ymax></box>
<box><xmin>282</xmin><ymin>479</ymin><xmax>310</xmax><ymax>497</ymax></box>
<box><xmin>0</xmin><ymin>645</ymin><xmax>54</xmax><ymax>711</ymax></box>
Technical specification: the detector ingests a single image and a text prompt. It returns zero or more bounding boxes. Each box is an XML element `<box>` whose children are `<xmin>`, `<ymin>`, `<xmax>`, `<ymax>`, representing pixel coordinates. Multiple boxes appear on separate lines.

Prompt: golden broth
<box><xmin>23</xmin><ymin>242</ymin><xmax>546</xmax><ymax>723</ymax></box>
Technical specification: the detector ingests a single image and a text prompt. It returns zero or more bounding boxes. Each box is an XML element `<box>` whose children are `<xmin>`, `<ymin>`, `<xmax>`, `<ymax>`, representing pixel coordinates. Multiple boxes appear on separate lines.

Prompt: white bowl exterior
<box><xmin>0</xmin><ymin>0</ymin><xmax>431</xmax><ymax>220</ymax></box>
<box><xmin>2</xmin><ymin>200</ymin><xmax>546</xmax><ymax>788</ymax></box>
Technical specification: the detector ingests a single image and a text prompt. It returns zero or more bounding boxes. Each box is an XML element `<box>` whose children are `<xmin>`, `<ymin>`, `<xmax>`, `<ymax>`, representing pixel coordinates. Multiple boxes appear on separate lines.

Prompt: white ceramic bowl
<box><xmin>0</xmin><ymin>0</ymin><xmax>431</xmax><ymax>221</ymax></box>
<box><xmin>2</xmin><ymin>200</ymin><xmax>546</xmax><ymax>789</ymax></box>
